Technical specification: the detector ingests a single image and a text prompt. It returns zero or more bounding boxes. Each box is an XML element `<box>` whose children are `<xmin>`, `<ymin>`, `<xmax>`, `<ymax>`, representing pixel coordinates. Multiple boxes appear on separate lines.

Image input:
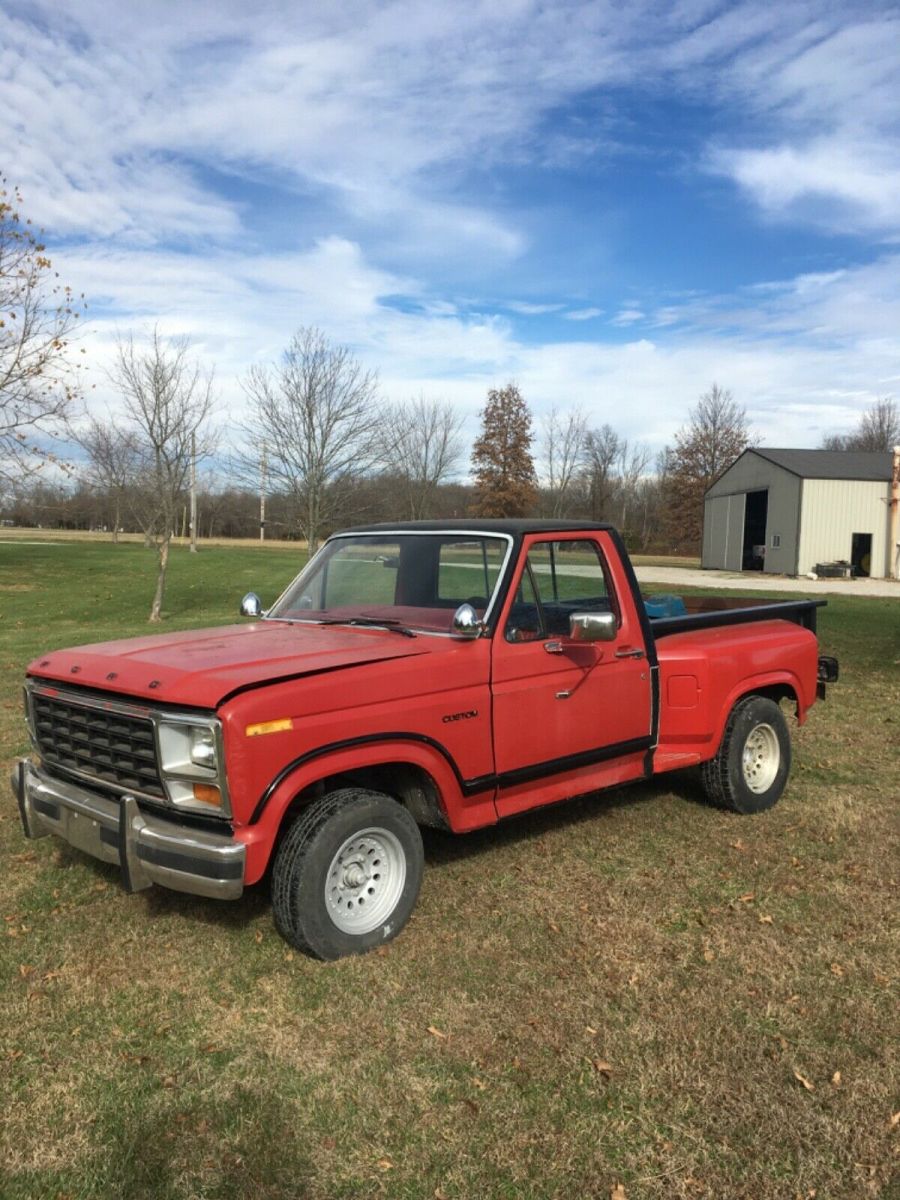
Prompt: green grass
<box><xmin>1</xmin><ymin>539</ymin><xmax>898</xmax><ymax>1199</ymax></box>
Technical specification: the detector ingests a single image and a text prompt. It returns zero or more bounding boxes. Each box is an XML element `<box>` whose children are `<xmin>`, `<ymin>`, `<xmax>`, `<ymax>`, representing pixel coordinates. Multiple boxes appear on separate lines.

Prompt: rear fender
<box><xmin>714</xmin><ymin>670</ymin><xmax>806</xmax><ymax>750</ymax></box>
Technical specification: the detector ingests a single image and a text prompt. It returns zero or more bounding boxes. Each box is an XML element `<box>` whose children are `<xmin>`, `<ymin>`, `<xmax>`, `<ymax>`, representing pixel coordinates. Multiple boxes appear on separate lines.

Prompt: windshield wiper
<box><xmin>317</xmin><ymin>616</ymin><xmax>417</xmax><ymax>638</ymax></box>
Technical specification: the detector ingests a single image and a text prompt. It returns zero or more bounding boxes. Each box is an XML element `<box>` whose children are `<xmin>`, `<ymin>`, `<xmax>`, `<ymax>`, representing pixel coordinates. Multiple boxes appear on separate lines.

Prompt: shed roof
<box><xmin>735</xmin><ymin>447</ymin><xmax>892</xmax><ymax>482</ymax></box>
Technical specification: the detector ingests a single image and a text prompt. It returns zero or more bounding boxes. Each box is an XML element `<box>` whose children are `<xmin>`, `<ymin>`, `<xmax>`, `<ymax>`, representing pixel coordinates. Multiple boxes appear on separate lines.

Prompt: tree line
<box><xmin>3</xmin><ymin>178</ymin><xmax>898</xmax><ymax>620</ymax></box>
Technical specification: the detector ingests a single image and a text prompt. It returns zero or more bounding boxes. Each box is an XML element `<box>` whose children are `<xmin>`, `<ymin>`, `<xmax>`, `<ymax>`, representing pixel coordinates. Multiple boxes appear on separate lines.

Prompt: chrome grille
<box><xmin>31</xmin><ymin>692</ymin><xmax>165</xmax><ymax>799</ymax></box>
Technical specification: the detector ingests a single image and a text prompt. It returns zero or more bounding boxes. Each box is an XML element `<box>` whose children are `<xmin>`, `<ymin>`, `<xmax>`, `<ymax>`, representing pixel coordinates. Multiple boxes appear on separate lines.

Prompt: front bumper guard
<box><xmin>12</xmin><ymin>759</ymin><xmax>245</xmax><ymax>901</ymax></box>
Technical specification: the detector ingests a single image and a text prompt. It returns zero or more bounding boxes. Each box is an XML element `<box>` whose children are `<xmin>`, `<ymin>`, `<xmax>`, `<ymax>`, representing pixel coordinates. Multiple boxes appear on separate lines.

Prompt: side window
<box><xmin>504</xmin><ymin>563</ymin><xmax>544</xmax><ymax>642</ymax></box>
<box><xmin>437</xmin><ymin>539</ymin><xmax>505</xmax><ymax>611</ymax></box>
<box><xmin>504</xmin><ymin>539</ymin><xmax>615</xmax><ymax>642</ymax></box>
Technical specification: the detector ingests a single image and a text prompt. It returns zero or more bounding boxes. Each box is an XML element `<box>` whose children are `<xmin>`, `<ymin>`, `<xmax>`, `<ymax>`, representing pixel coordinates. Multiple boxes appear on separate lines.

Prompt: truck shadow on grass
<box><xmin>51</xmin><ymin>770</ymin><xmax>708</xmax><ymax>936</ymax></box>
<box><xmin>420</xmin><ymin>769</ymin><xmax>708</xmax><ymax>870</ymax></box>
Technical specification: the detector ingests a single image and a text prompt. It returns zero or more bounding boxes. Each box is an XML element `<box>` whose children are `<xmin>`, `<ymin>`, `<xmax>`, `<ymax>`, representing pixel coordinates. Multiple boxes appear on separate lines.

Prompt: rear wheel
<box><xmin>272</xmin><ymin>787</ymin><xmax>424</xmax><ymax>959</ymax></box>
<box><xmin>701</xmin><ymin>695</ymin><xmax>791</xmax><ymax>814</ymax></box>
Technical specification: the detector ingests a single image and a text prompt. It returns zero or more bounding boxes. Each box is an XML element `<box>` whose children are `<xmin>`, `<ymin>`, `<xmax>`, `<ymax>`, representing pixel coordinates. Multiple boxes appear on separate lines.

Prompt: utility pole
<box><xmin>189</xmin><ymin>430</ymin><xmax>198</xmax><ymax>553</ymax></box>
<box><xmin>259</xmin><ymin>443</ymin><xmax>267</xmax><ymax>543</ymax></box>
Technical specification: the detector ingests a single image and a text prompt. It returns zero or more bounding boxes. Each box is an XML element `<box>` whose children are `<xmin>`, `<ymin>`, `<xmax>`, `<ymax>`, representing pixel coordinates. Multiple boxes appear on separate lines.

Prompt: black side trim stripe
<box><xmin>33</xmin><ymin>796</ymin><xmax>60</xmax><ymax>821</ymax></box>
<box><xmin>135</xmin><ymin>844</ymin><xmax>244</xmax><ymax>881</ymax></box>
<box><xmin>490</xmin><ymin>736</ymin><xmax>652</xmax><ymax>791</ymax></box>
<box><xmin>251</xmin><ymin>731</ymin><xmax>655</xmax><ymax>825</ymax></box>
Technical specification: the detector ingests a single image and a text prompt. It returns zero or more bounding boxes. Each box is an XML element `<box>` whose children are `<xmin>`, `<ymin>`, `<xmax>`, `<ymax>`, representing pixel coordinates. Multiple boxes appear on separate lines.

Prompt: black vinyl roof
<box><xmin>740</xmin><ymin>447</ymin><xmax>893</xmax><ymax>481</ymax></box>
<box><xmin>341</xmin><ymin>519</ymin><xmax>613</xmax><ymax>536</ymax></box>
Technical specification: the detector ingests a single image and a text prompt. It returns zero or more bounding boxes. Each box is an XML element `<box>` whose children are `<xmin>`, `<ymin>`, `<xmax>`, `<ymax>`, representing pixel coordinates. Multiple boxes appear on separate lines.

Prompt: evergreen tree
<box><xmin>470</xmin><ymin>383</ymin><xmax>537</xmax><ymax>517</ymax></box>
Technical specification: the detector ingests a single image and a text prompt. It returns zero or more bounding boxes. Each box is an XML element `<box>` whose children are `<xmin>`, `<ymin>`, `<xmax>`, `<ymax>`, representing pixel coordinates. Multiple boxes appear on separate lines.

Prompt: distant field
<box><xmin>0</xmin><ymin>526</ymin><xmax>702</xmax><ymax>569</ymax></box>
<box><xmin>0</xmin><ymin>541</ymin><xmax>896</xmax><ymax>1199</ymax></box>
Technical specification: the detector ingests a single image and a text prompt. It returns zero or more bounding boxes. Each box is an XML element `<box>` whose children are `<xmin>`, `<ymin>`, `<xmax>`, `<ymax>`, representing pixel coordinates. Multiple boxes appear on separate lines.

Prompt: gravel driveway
<box><xmin>634</xmin><ymin>564</ymin><xmax>900</xmax><ymax>598</ymax></box>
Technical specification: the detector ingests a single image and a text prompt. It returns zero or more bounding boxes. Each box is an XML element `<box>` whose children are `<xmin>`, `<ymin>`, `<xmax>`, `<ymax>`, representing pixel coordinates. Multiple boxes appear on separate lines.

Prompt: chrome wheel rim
<box><xmin>325</xmin><ymin>827</ymin><xmax>406</xmax><ymax>935</ymax></box>
<box><xmin>742</xmin><ymin>723</ymin><xmax>780</xmax><ymax>793</ymax></box>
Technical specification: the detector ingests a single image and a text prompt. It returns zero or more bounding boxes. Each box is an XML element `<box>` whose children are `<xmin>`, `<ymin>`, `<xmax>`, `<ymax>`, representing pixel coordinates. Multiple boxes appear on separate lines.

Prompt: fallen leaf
<box><xmin>703</xmin><ymin>948</ymin><xmax>715</xmax><ymax>962</ymax></box>
<box><xmin>548</xmin><ymin>920</ymin><xmax>560</xmax><ymax>933</ymax></box>
<box><xmin>890</xmin><ymin>1111</ymin><xmax>900</xmax><ymax>1129</ymax></box>
<box><xmin>376</xmin><ymin>1158</ymin><xmax>394</xmax><ymax>1171</ymax></box>
<box><xmin>831</xmin><ymin>1071</ymin><xmax>841</xmax><ymax>1086</ymax></box>
<box><xmin>427</xmin><ymin>1025</ymin><xmax>447</xmax><ymax>1040</ymax></box>
<box><xmin>829</xmin><ymin>962</ymin><xmax>844</xmax><ymax>977</ymax></box>
<box><xmin>473</xmin><ymin>1078</ymin><xmax>486</xmax><ymax>1090</ymax></box>
<box><xmin>793</xmin><ymin>1069</ymin><xmax>815</xmax><ymax>1092</ymax></box>
<box><xmin>611</xmin><ymin>1184</ymin><xmax>626</xmax><ymax>1200</ymax></box>
<box><xmin>730</xmin><ymin>840</ymin><xmax>746</xmax><ymax>851</ymax></box>
<box><xmin>758</xmin><ymin>914</ymin><xmax>774</xmax><ymax>925</ymax></box>
<box><xmin>18</xmin><ymin>964</ymin><xmax>35</xmax><ymax>978</ymax></box>
<box><xmin>461</xmin><ymin>1098</ymin><xmax>479</xmax><ymax>1114</ymax></box>
<box><xmin>585</xmin><ymin>1026</ymin><xmax>598</xmax><ymax>1035</ymax></box>
<box><xmin>593</xmin><ymin>1059</ymin><xmax>613</xmax><ymax>1076</ymax></box>
<box><xmin>737</xmin><ymin>892</ymin><xmax>755</xmax><ymax>903</ymax></box>
<box><xmin>254</xmin><ymin>929</ymin><xmax>263</xmax><ymax>944</ymax></box>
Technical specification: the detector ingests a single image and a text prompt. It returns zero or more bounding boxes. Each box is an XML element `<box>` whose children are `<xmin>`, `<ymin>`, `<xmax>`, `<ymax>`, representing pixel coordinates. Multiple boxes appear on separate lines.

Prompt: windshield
<box><xmin>268</xmin><ymin>532</ymin><xmax>512</xmax><ymax>633</ymax></box>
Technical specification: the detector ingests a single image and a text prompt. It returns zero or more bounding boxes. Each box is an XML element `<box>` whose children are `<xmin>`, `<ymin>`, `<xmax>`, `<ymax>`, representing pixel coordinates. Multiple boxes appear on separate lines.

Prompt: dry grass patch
<box><xmin>0</xmin><ymin>544</ymin><xmax>896</xmax><ymax>1198</ymax></box>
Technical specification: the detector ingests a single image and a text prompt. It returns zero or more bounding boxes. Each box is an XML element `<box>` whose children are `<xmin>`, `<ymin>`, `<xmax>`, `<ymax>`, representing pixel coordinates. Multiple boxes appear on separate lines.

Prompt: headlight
<box><xmin>190</xmin><ymin>727</ymin><xmax>217</xmax><ymax>770</ymax></box>
<box><xmin>155</xmin><ymin>717</ymin><xmax>230</xmax><ymax>817</ymax></box>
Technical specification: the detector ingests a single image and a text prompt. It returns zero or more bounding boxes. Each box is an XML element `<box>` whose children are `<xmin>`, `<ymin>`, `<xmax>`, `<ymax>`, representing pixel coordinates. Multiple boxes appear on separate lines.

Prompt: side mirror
<box><xmin>240</xmin><ymin>592</ymin><xmax>263</xmax><ymax>618</ymax></box>
<box><xmin>569</xmin><ymin>611</ymin><xmax>617</xmax><ymax>642</ymax></box>
<box><xmin>451</xmin><ymin>603</ymin><xmax>482</xmax><ymax>639</ymax></box>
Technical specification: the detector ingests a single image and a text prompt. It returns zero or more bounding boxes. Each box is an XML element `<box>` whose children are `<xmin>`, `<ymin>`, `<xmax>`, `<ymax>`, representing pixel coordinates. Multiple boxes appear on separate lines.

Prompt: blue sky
<box><xmin>3</xmin><ymin>0</ymin><xmax>900</xmax><ymax>463</ymax></box>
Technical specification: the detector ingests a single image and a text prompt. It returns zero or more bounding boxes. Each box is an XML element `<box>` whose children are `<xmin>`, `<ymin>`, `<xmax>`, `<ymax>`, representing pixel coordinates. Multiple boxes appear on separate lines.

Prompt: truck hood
<box><xmin>27</xmin><ymin>620</ymin><xmax>432</xmax><ymax>709</ymax></box>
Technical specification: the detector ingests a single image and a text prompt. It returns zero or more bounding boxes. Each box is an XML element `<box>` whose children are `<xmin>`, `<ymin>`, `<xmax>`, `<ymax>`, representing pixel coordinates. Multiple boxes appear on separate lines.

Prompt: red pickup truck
<box><xmin>13</xmin><ymin>521</ymin><xmax>838</xmax><ymax>958</ymax></box>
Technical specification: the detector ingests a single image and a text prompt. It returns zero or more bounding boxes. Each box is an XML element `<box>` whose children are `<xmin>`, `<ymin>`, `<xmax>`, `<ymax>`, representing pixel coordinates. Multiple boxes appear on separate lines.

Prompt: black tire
<box><xmin>700</xmin><ymin>695</ymin><xmax>791</xmax><ymax>814</ymax></box>
<box><xmin>272</xmin><ymin>787</ymin><xmax>424</xmax><ymax>960</ymax></box>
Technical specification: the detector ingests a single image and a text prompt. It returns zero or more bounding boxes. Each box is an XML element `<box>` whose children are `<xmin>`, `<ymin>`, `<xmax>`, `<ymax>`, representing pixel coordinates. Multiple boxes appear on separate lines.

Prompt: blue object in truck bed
<box><xmin>644</xmin><ymin>593</ymin><xmax>687</xmax><ymax>619</ymax></box>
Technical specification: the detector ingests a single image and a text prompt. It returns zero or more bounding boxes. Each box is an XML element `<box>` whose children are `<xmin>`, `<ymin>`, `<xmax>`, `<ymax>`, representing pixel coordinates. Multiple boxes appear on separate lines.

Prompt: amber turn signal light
<box><xmin>192</xmin><ymin>783</ymin><xmax>222</xmax><ymax>807</ymax></box>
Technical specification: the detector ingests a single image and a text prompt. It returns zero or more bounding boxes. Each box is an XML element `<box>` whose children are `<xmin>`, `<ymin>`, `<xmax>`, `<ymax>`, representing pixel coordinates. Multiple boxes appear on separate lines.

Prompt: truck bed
<box><xmin>647</xmin><ymin>594</ymin><xmax>826</xmax><ymax>638</ymax></box>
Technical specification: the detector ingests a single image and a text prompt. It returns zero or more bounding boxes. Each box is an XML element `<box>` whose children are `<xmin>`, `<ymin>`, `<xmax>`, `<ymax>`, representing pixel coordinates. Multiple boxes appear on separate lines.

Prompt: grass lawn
<box><xmin>0</xmin><ymin>540</ymin><xmax>897</xmax><ymax>1199</ymax></box>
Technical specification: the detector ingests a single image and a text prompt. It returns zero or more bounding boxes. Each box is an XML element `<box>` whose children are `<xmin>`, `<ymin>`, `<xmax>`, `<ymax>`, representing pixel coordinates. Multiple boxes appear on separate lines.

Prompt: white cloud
<box><xmin>507</xmin><ymin>301</ymin><xmax>566</xmax><ymax>315</ymax></box>
<box><xmin>564</xmin><ymin>307</ymin><xmax>603</xmax><ymax>321</ymax></box>
<box><xmin>611</xmin><ymin>308</ymin><xmax>645</xmax><ymax>326</ymax></box>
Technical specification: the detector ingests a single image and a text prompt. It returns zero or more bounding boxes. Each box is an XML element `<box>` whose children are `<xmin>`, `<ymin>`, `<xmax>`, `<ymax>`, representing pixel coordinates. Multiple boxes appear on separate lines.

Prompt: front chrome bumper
<box><xmin>12</xmin><ymin>759</ymin><xmax>245</xmax><ymax>901</ymax></box>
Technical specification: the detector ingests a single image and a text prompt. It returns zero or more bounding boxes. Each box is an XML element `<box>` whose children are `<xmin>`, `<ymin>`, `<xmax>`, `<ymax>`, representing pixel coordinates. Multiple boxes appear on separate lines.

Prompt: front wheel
<box><xmin>700</xmin><ymin>695</ymin><xmax>792</xmax><ymax>814</ymax></box>
<box><xmin>272</xmin><ymin>787</ymin><xmax>424</xmax><ymax>959</ymax></box>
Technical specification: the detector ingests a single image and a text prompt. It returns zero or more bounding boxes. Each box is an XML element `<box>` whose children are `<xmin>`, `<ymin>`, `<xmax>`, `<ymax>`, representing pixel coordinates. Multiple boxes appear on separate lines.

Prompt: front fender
<box><xmin>235</xmin><ymin>736</ymin><xmax>496</xmax><ymax>884</ymax></box>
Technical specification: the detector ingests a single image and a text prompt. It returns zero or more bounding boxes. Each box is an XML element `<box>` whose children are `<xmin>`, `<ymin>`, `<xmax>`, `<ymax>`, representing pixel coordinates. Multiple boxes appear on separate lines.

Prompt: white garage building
<box><xmin>702</xmin><ymin>448</ymin><xmax>894</xmax><ymax>577</ymax></box>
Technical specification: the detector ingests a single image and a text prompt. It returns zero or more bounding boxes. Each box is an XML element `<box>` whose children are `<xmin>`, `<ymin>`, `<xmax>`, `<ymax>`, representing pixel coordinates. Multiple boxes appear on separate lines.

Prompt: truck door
<box><xmin>490</xmin><ymin>533</ymin><xmax>653</xmax><ymax>817</ymax></box>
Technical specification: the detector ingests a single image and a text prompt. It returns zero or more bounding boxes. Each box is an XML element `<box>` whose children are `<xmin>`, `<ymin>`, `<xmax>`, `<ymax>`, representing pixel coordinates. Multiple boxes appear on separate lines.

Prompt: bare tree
<box><xmin>75</xmin><ymin>419</ymin><xmax>140</xmax><ymax>542</ymax></box>
<box><xmin>0</xmin><ymin>178</ymin><xmax>86</xmax><ymax>482</ymax></box>
<box><xmin>822</xmin><ymin>397</ymin><xmax>900</xmax><ymax>452</ymax></box>
<box><xmin>241</xmin><ymin>328</ymin><xmax>381</xmax><ymax>551</ymax></box>
<box><xmin>665</xmin><ymin>383</ymin><xmax>750</xmax><ymax>551</ymax></box>
<box><xmin>107</xmin><ymin>330</ymin><xmax>216</xmax><ymax>621</ymax></box>
<box><xmin>539</xmin><ymin>406</ymin><xmax>587</xmax><ymax>517</ymax></box>
<box><xmin>378</xmin><ymin>395</ymin><xmax>464</xmax><ymax>519</ymax></box>
<box><xmin>582</xmin><ymin>424</ymin><xmax>622</xmax><ymax>521</ymax></box>
<box><xmin>616</xmin><ymin>440</ymin><xmax>652</xmax><ymax>531</ymax></box>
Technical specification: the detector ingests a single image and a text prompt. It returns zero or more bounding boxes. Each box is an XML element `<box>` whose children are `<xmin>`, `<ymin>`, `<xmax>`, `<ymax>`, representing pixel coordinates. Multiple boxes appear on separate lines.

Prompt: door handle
<box><xmin>614</xmin><ymin>646</ymin><xmax>644</xmax><ymax>659</ymax></box>
<box><xmin>543</xmin><ymin>640</ymin><xmax>563</xmax><ymax>654</ymax></box>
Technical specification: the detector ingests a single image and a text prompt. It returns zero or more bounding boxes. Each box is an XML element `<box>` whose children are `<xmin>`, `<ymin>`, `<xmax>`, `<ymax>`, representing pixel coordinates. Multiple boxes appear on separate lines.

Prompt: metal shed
<box><xmin>702</xmin><ymin>448</ymin><xmax>894</xmax><ymax>577</ymax></box>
